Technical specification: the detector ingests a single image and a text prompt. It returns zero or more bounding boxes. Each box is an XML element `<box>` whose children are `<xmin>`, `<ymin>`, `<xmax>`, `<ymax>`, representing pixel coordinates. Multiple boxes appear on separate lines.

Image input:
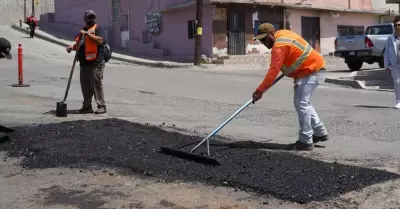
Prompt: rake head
<box><xmin>158</xmin><ymin>146</ymin><xmax>221</xmax><ymax>166</ymax></box>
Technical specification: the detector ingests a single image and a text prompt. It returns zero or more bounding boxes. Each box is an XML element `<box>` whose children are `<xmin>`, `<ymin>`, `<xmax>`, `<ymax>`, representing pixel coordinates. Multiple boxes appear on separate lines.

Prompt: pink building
<box><xmin>40</xmin><ymin>0</ymin><xmax>393</xmax><ymax>60</ymax></box>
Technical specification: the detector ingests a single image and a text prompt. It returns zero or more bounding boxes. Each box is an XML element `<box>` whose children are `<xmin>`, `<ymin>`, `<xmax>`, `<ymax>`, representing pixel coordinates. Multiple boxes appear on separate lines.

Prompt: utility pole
<box><xmin>24</xmin><ymin>0</ymin><xmax>27</xmax><ymax>20</ymax></box>
<box><xmin>194</xmin><ymin>0</ymin><xmax>203</xmax><ymax>66</ymax></box>
<box><xmin>32</xmin><ymin>0</ymin><xmax>35</xmax><ymax>14</ymax></box>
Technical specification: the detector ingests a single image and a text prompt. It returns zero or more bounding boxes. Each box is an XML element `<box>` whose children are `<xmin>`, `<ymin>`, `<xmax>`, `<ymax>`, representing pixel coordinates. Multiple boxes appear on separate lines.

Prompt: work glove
<box><xmin>66</xmin><ymin>45</ymin><xmax>73</xmax><ymax>53</ymax></box>
<box><xmin>252</xmin><ymin>90</ymin><xmax>263</xmax><ymax>104</ymax></box>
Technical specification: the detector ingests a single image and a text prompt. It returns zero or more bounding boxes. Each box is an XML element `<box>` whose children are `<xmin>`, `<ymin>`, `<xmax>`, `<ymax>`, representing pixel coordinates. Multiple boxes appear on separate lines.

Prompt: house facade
<box><xmin>0</xmin><ymin>0</ymin><xmax>54</xmax><ymax>25</ymax></box>
<box><xmin>40</xmin><ymin>0</ymin><xmax>399</xmax><ymax>59</ymax></box>
<box><xmin>211</xmin><ymin>0</ymin><xmax>394</xmax><ymax>56</ymax></box>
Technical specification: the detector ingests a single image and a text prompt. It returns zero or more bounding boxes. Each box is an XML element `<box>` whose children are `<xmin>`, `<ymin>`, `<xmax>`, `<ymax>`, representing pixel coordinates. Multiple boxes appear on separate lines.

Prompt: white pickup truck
<box><xmin>334</xmin><ymin>23</ymin><xmax>393</xmax><ymax>71</ymax></box>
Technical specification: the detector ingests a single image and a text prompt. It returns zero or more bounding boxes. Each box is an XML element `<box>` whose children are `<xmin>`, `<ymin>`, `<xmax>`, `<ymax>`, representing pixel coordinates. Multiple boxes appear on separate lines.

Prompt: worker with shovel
<box><xmin>66</xmin><ymin>10</ymin><xmax>107</xmax><ymax>114</ymax></box>
<box><xmin>0</xmin><ymin>37</ymin><xmax>12</xmax><ymax>59</ymax></box>
<box><xmin>252</xmin><ymin>23</ymin><xmax>329</xmax><ymax>151</ymax></box>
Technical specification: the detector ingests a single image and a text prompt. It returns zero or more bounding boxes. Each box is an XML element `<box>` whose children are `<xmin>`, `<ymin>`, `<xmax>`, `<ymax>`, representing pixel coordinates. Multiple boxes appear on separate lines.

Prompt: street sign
<box><xmin>34</xmin><ymin>0</ymin><xmax>40</xmax><ymax>5</ymax></box>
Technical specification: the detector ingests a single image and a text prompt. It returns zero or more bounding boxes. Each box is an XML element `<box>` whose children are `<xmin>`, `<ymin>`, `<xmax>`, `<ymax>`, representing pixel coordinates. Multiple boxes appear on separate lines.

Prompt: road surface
<box><xmin>0</xmin><ymin>26</ymin><xmax>398</xmax><ymax>209</ymax></box>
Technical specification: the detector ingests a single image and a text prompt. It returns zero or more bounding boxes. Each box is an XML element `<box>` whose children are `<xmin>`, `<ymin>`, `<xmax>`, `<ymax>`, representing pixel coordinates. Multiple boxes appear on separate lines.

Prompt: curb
<box><xmin>10</xmin><ymin>24</ymin><xmax>193</xmax><ymax>69</ymax></box>
<box><xmin>11</xmin><ymin>24</ymin><xmax>69</xmax><ymax>47</ymax></box>
<box><xmin>324</xmin><ymin>77</ymin><xmax>394</xmax><ymax>92</ymax></box>
<box><xmin>324</xmin><ymin>77</ymin><xmax>365</xmax><ymax>89</ymax></box>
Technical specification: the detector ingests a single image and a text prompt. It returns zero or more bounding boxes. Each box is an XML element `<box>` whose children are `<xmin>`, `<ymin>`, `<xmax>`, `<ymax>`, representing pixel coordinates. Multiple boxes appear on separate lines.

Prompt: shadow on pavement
<box><xmin>0</xmin><ymin>135</ymin><xmax>10</xmax><ymax>143</ymax></box>
<box><xmin>354</xmin><ymin>105</ymin><xmax>393</xmax><ymax>109</ymax></box>
<box><xmin>0</xmin><ymin>118</ymin><xmax>398</xmax><ymax>204</ymax></box>
<box><xmin>327</xmin><ymin>68</ymin><xmax>381</xmax><ymax>73</ymax></box>
<box><xmin>43</xmin><ymin>110</ymin><xmax>83</xmax><ymax>115</ymax></box>
<box><xmin>213</xmin><ymin>140</ymin><xmax>325</xmax><ymax>150</ymax></box>
<box><xmin>326</xmin><ymin>69</ymin><xmax>351</xmax><ymax>73</ymax></box>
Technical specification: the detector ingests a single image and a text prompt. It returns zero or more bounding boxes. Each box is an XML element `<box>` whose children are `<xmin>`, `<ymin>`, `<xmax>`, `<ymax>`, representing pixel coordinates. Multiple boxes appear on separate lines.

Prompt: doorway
<box><xmin>121</xmin><ymin>13</ymin><xmax>130</xmax><ymax>47</ymax></box>
<box><xmin>227</xmin><ymin>9</ymin><xmax>246</xmax><ymax>55</ymax></box>
<box><xmin>301</xmin><ymin>16</ymin><xmax>320</xmax><ymax>52</ymax></box>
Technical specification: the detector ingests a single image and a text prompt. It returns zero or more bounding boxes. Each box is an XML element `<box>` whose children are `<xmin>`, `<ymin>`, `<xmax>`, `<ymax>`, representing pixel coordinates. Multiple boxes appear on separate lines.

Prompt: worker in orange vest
<box><xmin>66</xmin><ymin>10</ymin><xmax>107</xmax><ymax>114</ymax></box>
<box><xmin>252</xmin><ymin>23</ymin><xmax>329</xmax><ymax>151</ymax></box>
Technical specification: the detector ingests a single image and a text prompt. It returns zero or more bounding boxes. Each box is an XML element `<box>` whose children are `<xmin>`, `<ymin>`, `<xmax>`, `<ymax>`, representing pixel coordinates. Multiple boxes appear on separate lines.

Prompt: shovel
<box><xmin>55</xmin><ymin>52</ymin><xmax>78</xmax><ymax>117</ymax></box>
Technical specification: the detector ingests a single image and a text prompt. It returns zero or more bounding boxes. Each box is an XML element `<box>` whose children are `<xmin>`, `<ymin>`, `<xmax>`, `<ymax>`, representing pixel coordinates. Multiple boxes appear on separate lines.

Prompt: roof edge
<box><xmin>161</xmin><ymin>1</ymin><xmax>196</xmax><ymax>13</ymax></box>
<box><xmin>210</xmin><ymin>0</ymin><xmax>392</xmax><ymax>15</ymax></box>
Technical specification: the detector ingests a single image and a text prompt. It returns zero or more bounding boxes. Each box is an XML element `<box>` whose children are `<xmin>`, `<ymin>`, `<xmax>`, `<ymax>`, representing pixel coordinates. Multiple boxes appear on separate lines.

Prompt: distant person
<box><xmin>252</xmin><ymin>23</ymin><xmax>328</xmax><ymax>151</ymax></box>
<box><xmin>384</xmin><ymin>16</ymin><xmax>400</xmax><ymax>109</ymax></box>
<box><xmin>26</xmin><ymin>13</ymin><xmax>38</xmax><ymax>38</ymax></box>
<box><xmin>0</xmin><ymin>37</ymin><xmax>12</xmax><ymax>59</ymax></box>
<box><xmin>66</xmin><ymin>10</ymin><xmax>107</xmax><ymax>114</ymax></box>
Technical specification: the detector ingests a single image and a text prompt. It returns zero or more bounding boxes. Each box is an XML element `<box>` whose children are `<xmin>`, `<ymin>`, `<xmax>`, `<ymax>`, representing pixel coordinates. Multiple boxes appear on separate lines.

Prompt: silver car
<box><xmin>334</xmin><ymin>23</ymin><xmax>393</xmax><ymax>71</ymax></box>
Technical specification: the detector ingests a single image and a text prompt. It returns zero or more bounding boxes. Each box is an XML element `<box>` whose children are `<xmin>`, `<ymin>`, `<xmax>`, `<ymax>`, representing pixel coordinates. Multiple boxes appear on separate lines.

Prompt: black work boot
<box><xmin>313</xmin><ymin>135</ymin><xmax>329</xmax><ymax>143</ymax></box>
<box><xmin>78</xmin><ymin>106</ymin><xmax>94</xmax><ymax>114</ymax></box>
<box><xmin>294</xmin><ymin>141</ymin><xmax>314</xmax><ymax>151</ymax></box>
<box><xmin>95</xmin><ymin>106</ymin><xmax>107</xmax><ymax>114</ymax></box>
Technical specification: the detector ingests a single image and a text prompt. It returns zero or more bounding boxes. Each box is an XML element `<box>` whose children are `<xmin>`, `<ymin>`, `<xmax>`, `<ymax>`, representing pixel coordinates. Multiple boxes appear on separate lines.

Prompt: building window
<box><xmin>337</xmin><ymin>25</ymin><xmax>364</xmax><ymax>36</ymax></box>
<box><xmin>121</xmin><ymin>13</ymin><xmax>128</xmax><ymax>31</ymax></box>
<box><xmin>253</xmin><ymin>20</ymin><xmax>283</xmax><ymax>36</ymax></box>
<box><xmin>188</xmin><ymin>20</ymin><xmax>196</xmax><ymax>39</ymax></box>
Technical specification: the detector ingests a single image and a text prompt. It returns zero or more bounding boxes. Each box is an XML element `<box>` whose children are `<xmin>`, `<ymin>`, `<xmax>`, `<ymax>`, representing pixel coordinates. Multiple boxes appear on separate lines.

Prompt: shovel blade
<box><xmin>56</xmin><ymin>102</ymin><xmax>67</xmax><ymax>117</ymax></box>
<box><xmin>159</xmin><ymin>146</ymin><xmax>221</xmax><ymax>166</ymax></box>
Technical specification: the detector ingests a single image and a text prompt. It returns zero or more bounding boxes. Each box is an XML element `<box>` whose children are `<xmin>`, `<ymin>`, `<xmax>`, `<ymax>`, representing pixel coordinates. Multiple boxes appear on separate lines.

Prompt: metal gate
<box><xmin>227</xmin><ymin>9</ymin><xmax>245</xmax><ymax>55</ymax></box>
<box><xmin>301</xmin><ymin>16</ymin><xmax>320</xmax><ymax>52</ymax></box>
<box><xmin>0</xmin><ymin>0</ymin><xmax>54</xmax><ymax>25</ymax></box>
<box><xmin>111</xmin><ymin>0</ymin><xmax>121</xmax><ymax>23</ymax></box>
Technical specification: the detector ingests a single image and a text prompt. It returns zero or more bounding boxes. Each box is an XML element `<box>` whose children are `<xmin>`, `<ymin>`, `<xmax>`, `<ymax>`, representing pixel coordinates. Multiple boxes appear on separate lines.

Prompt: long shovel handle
<box><xmin>61</xmin><ymin>54</ymin><xmax>78</xmax><ymax>103</ymax></box>
<box><xmin>190</xmin><ymin>74</ymin><xmax>285</xmax><ymax>154</ymax></box>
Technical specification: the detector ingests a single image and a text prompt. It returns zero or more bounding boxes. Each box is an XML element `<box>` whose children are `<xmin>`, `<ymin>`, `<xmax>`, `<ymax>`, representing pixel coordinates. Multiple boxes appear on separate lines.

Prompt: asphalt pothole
<box><xmin>1</xmin><ymin>118</ymin><xmax>399</xmax><ymax>204</ymax></box>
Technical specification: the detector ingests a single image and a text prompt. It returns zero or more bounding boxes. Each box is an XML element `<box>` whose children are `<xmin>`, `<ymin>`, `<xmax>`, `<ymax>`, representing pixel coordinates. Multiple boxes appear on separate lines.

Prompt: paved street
<box><xmin>0</xmin><ymin>26</ymin><xmax>399</xmax><ymax>208</ymax></box>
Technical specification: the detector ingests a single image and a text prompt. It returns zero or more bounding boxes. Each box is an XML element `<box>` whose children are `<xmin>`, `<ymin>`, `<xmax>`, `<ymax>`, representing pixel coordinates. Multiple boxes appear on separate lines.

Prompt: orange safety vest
<box><xmin>74</xmin><ymin>24</ymin><xmax>98</xmax><ymax>61</ymax></box>
<box><xmin>273</xmin><ymin>30</ymin><xmax>325</xmax><ymax>78</ymax></box>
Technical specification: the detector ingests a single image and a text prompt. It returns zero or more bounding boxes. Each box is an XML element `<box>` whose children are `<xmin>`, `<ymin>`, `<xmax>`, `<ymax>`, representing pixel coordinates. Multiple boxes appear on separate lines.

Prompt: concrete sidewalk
<box><xmin>10</xmin><ymin>24</ymin><xmax>194</xmax><ymax>69</ymax></box>
<box><xmin>325</xmin><ymin>69</ymin><xmax>394</xmax><ymax>92</ymax></box>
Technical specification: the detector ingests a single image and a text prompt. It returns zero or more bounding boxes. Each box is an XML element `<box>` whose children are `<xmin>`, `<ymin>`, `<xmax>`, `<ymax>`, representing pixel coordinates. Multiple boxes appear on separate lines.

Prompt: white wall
<box><xmin>287</xmin><ymin>9</ymin><xmax>379</xmax><ymax>55</ymax></box>
<box><xmin>371</xmin><ymin>0</ymin><xmax>399</xmax><ymax>14</ymax></box>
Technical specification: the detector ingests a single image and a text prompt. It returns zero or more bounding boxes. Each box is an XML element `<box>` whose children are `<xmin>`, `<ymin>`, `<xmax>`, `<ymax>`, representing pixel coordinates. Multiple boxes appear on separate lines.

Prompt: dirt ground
<box><xmin>1</xmin><ymin>155</ymin><xmax>400</xmax><ymax>209</ymax></box>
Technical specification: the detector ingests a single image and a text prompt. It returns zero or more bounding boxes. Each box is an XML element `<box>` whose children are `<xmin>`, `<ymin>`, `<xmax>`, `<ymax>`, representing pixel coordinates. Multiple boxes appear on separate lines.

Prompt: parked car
<box><xmin>334</xmin><ymin>23</ymin><xmax>393</xmax><ymax>71</ymax></box>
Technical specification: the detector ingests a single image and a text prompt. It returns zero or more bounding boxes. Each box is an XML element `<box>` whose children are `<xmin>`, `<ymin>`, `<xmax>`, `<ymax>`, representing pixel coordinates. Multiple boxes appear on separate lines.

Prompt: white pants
<box><xmin>390</xmin><ymin>66</ymin><xmax>400</xmax><ymax>103</ymax></box>
<box><xmin>294</xmin><ymin>70</ymin><xmax>328</xmax><ymax>144</ymax></box>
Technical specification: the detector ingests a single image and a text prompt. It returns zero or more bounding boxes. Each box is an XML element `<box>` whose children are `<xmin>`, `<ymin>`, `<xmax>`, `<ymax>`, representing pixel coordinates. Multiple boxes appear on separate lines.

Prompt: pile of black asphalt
<box><xmin>0</xmin><ymin>118</ymin><xmax>398</xmax><ymax>204</ymax></box>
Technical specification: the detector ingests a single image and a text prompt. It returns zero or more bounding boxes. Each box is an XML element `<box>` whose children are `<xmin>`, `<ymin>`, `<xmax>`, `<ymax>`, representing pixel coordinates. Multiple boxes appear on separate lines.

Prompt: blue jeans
<box><xmin>293</xmin><ymin>70</ymin><xmax>327</xmax><ymax>144</ymax></box>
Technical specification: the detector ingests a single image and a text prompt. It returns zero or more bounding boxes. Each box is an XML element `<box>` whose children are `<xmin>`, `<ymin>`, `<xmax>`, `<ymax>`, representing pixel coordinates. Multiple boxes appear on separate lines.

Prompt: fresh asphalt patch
<box><xmin>0</xmin><ymin>118</ymin><xmax>398</xmax><ymax>204</ymax></box>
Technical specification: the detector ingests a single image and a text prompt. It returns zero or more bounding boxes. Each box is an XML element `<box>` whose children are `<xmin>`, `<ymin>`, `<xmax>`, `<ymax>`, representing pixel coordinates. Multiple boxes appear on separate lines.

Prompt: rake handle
<box><xmin>61</xmin><ymin>35</ymin><xmax>84</xmax><ymax>103</ymax></box>
<box><xmin>190</xmin><ymin>74</ymin><xmax>285</xmax><ymax>154</ymax></box>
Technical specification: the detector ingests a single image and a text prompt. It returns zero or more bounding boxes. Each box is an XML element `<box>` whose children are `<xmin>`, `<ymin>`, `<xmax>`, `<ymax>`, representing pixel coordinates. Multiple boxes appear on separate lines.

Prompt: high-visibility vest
<box><xmin>74</xmin><ymin>24</ymin><xmax>98</xmax><ymax>61</ymax></box>
<box><xmin>274</xmin><ymin>30</ymin><xmax>325</xmax><ymax>78</ymax></box>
